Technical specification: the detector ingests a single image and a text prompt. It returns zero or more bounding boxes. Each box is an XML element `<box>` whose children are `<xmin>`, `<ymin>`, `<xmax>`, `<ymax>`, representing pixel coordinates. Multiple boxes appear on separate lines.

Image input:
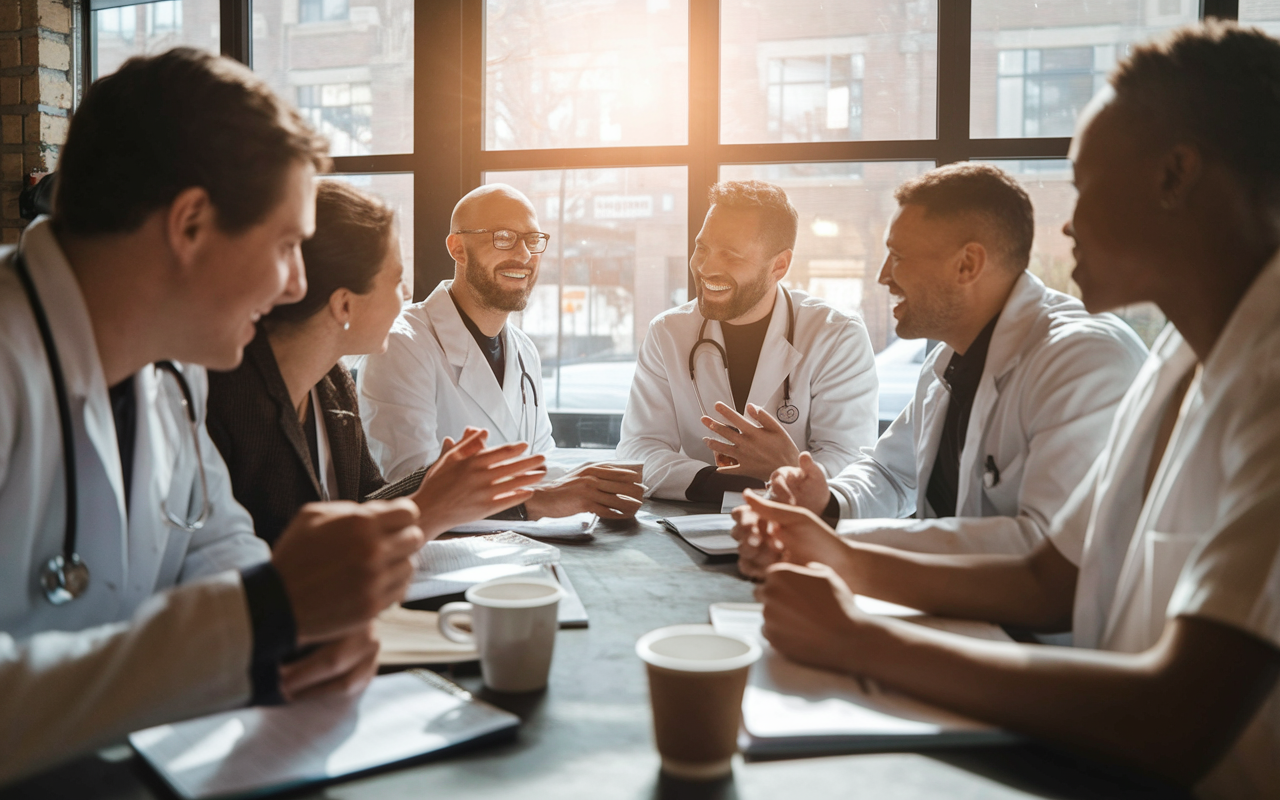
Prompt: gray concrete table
<box><xmin>2</xmin><ymin>496</ymin><xmax>1188</xmax><ymax>800</ymax></box>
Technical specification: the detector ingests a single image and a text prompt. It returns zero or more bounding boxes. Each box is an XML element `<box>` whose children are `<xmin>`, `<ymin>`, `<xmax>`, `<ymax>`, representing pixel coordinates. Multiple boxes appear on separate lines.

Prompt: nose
<box><xmin>280</xmin><ymin>243</ymin><xmax>307</xmax><ymax>304</ymax></box>
<box><xmin>877</xmin><ymin>254</ymin><xmax>893</xmax><ymax>286</ymax></box>
<box><xmin>1062</xmin><ymin>219</ymin><xmax>1075</xmax><ymax>239</ymax></box>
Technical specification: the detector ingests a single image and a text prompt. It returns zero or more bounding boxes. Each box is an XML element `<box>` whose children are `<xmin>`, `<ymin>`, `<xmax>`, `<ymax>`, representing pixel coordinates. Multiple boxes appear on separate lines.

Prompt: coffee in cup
<box><xmin>439</xmin><ymin>576</ymin><xmax>565</xmax><ymax>692</ymax></box>
<box><xmin>636</xmin><ymin>624</ymin><xmax>762</xmax><ymax>780</ymax></box>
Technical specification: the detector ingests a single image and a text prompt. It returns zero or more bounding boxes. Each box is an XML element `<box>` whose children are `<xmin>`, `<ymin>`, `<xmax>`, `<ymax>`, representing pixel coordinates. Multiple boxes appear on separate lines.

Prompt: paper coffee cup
<box><xmin>636</xmin><ymin>624</ymin><xmax>762</xmax><ymax>780</ymax></box>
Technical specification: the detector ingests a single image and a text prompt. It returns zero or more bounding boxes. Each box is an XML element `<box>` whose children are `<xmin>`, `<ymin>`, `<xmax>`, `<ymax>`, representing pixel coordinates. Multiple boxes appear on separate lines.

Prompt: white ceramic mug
<box><xmin>438</xmin><ymin>577</ymin><xmax>566</xmax><ymax>692</ymax></box>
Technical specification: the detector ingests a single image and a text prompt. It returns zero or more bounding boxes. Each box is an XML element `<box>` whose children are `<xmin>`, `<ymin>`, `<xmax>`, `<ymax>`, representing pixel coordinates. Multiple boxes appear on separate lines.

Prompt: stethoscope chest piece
<box><xmin>41</xmin><ymin>553</ymin><xmax>90</xmax><ymax>605</ymax></box>
<box><xmin>776</xmin><ymin>403</ymin><xmax>800</xmax><ymax>424</ymax></box>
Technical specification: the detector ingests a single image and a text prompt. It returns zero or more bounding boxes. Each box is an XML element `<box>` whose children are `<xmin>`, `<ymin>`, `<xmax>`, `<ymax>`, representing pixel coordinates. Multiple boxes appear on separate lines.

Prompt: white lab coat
<box><xmin>0</xmin><ymin>220</ymin><xmax>269</xmax><ymax>784</ymax></box>
<box><xmin>829</xmin><ymin>272</ymin><xmax>1147</xmax><ymax>555</ymax></box>
<box><xmin>358</xmin><ymin>281</ymin><xmax>556</xmax><ymax>483</ymax></box>
<box><xmin>617</xmin><ymin>284</ymin><xmax>879</xmax><ymax>500</ymax></box>
<box><xmin>1048</xmin><ymin>251</ymin><xmax>1280</xmax><ymax>800</ymax></box>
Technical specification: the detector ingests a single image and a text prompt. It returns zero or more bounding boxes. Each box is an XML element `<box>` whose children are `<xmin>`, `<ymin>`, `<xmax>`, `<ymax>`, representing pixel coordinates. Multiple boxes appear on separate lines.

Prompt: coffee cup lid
<box><xmin>636</xmin><ymin>624</ymin><xmax>762</xmax><ymax>673</ymax></box>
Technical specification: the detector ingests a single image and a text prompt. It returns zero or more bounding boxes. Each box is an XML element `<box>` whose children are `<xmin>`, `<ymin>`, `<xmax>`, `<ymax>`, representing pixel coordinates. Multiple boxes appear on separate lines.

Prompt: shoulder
<box><xmin>647</xmin><ymin>298</ymin><xmax>701</xmax><ymax>335</ymax></box>
<box><xmin>791</xmin><ymin>290</ymin><xmax>873</xmax><ymax>352</ymax></box>
<box><xmin>1023</xmin><ymin>288</ymin><xmax>1148</xmax><ymax>370</ymax></box>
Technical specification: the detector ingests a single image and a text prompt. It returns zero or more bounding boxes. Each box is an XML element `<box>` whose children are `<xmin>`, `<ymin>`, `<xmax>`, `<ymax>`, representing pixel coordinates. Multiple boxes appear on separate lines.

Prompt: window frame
<box><xmin>78</xmin><ymin>0</ymin><xmax>1239</xmax><ymax>297</ymax></box>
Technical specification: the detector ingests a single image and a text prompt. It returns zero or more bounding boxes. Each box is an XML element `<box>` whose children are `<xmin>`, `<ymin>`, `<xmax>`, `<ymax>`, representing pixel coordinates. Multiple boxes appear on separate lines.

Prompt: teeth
<box><xmin>498</xmin><ymin>272</ymin><xmax>529</xmax><ymax>279</ymax></box>
<box><xmin>703</xmin><ymin>282</ymin><xmax>730</xmax><ymax>292</ymax></box>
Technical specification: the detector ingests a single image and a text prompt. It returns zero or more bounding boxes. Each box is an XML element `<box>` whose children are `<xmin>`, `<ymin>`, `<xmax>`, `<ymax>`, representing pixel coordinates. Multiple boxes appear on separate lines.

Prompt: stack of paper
<box><xmin>374</xmin><ymin>606</ymin><xmax>478</xmax><ymax>666</ymax></box>
<box><xmin>445</xmin><ymin>512</ymin><xmax>597</xmax><ymax>542</ymax></box>
<box><xmin>656</xmin><ymin>514</ymin><xmax>737</xmax><ymax>555</ymax></box>
<box><xmin>710</xmin><ymin>601</ymin><xmax>1016</xmax><ymax>756</ymax></box>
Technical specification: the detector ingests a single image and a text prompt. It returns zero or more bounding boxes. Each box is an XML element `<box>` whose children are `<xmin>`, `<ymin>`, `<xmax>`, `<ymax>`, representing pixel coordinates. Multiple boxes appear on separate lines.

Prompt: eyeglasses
<box><xmin>454</xmin><ymin>228</ymin><xmax>551</xmax><ymax>254</ymax></box>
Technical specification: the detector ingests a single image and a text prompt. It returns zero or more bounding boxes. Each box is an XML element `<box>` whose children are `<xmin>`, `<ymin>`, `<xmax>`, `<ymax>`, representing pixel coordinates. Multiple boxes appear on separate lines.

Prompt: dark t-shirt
<box><xmin>449</xmin><ymin>290</ymin><xmax>505</xmax><ymax>387</ymax></box>
<box><xmin>923</xmin><ymin>313</ymin><xmax>1000</xmax><ymax>518</ymax></box>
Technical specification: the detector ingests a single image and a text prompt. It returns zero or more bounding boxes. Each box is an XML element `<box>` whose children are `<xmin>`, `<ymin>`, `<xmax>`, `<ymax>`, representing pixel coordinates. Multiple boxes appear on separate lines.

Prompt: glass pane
<box><xmin>251</xmin><ymin>0</ymin><xmax>413</xmax><ymax>155</ymax></box>
<box><xmin>718</xmin><ymin>161</ymin><xmax>933</xmax><ymax>423</ymax></box>
<box><xmin>484</xmin><ymin>0</ymin><xmax>689</xmax><ymax>150</ymax></box>
<box><xmin>985</xmin><ymin>159</ymin><xmax>1165</xmax><ymax>346</ymax></box>
<box><xmin>972</xmin><ymin>0</ymin><xmax>1198</xmax><ymax>138</ymax></box>
<box><xmin>319</xmin><ymin>173</ymin><xmax>414</xmax><ymax>297</ymax></box>
<box><xmin>1240</xmin><ymin>1</ymin><xmax>1280</xmax><ymax>31</ymax></box>
<box><xmin>91</xmin><ymin>0</ymin><xmax>220</xmax><ymax>79</ymax></box>
<box><xmin>721</xmin><ymin>1</ymin><xmax>936</xmax><ymax>143</ymax></box>
<box><xmin>483</xmin><ymin>167</ymin><xmax>688</xmax><ymax>413</ymax></box>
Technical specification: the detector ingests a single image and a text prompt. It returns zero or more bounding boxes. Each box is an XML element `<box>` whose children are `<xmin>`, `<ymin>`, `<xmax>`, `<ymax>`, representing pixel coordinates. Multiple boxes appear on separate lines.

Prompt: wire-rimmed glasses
<box><xmin>453</xmin><ymin>228</ymin><xmax>551</xmax><ymax>254</ymax></box>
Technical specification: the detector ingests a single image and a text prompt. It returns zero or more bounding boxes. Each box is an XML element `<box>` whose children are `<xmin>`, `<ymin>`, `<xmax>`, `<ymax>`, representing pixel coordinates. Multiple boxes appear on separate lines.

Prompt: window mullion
<box><xmin>936</xmin><ymin>0</ymin><xmax>972</xmax><ymax>165</ymax></box>
<box><xmin>688</xmin><ymin>0</ymin><xmax>720</xmax><ymax>296</ymax></box>
<box><xmin>219</xmin><ymin>0</ymin><xmax>249</xmax><ymax>64</ymax></box>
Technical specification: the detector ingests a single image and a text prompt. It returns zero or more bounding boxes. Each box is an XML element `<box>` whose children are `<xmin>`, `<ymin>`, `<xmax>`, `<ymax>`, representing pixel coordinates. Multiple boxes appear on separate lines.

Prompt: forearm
<box><xmin>836</xmin><ymin>541</ymin><xmax>1072</xmax><ymax>630</ymax></box>
<box><xmin>0</xmin><ymin>573</ymin><xmax>253</xmax><ymax>785</ymax></box>
<box><xmin>851</xmin><ymin>616</ymin><xmax>1266</xmax><ymax>786</ymax></box>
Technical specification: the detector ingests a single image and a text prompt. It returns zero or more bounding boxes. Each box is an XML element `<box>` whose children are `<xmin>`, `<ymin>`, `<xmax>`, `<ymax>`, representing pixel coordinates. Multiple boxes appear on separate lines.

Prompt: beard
<box><xmin>891</xmin><ymin>282</ymin><xmax>964</xmax><ymax>340</ymax></box>
<box><xmin>696</xmin><ymin>267</ymin><xmax>774</xmax><ymax>322</ymax></box>
<box><xmin>462</xmin><ymin>242</ymin><xmax>536</xmax><ymax>312</ymax></box>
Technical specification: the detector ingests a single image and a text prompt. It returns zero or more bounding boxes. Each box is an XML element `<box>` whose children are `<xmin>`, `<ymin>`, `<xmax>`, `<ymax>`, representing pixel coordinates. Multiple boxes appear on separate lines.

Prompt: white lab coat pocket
<box><xmin>980</xmin><ymin>450</ymin><xmax>1025</xmax><ymax>516</ymax></box>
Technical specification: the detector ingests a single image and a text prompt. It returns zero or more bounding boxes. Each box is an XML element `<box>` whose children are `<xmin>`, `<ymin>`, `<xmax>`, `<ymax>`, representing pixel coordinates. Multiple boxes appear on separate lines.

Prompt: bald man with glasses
<box><xmin>359</xmin><ymin>184</ymin><xmax>644</xmax><ymax>520</ymax></box>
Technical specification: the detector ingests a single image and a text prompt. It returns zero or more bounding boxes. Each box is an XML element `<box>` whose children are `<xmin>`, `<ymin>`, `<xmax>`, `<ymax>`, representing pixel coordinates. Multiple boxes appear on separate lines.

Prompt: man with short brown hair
<box><xmin>0</xmin><ymin>48</ymin><xmax>424</xmax><ymax>783</ymax></box>
<box><xmin>617</xmin><ymin>179</ymin><xmax>879</xmax><ymax>502</ymax></box>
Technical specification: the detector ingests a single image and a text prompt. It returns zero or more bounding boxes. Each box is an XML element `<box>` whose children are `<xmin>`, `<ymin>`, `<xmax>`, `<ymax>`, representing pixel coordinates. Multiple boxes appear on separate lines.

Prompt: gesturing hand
<box><xmin>272</xmin><ymin>499</ymin><xmax>424</xmax><ymax>646</ymax></box>
<box><xmin>525</xmin><ymin>462</ymin><xmax>644</xmax><ymax>520</ymax></box>
<box><xmin>769</xmin><ymin>452</ymin><xmax>832</xmax><ymax>516</ymax></box>
<box><xmin>701</xmin><ymin>402</ymin><xmax>801</xmax><ymax>481</ymax></box>
<box><xmin>411</xmin><ymin>427</ymin><xmax>547</xmax><ymax>537</ymax></box>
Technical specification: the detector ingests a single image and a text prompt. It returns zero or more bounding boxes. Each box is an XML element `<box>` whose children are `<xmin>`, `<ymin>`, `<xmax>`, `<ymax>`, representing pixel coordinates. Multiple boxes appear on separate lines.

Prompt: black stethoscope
<box><xmin>11</xmin><ymin>250</ymin><xmax>211</xmax><ymax>606</ymax></box>
<box><xmin>517</xmin><ymin>350</ymin><xmax>539</xmax><ymax>440</ymax></box>
<box><xmin>688</xmin><ymin>288</ymin><xmax>799</xmax><ymax>424</ymax></box>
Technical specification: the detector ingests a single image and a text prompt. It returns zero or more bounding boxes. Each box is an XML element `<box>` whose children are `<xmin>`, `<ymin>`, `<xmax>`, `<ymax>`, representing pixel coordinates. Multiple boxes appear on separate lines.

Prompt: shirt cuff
<box><xmin>685</xmin><ymin>466</ymin><xmax>765</xmax><ymax>503</ymax></box>
<box><xmin>822</xmin><ymin>491</ymin><xmax>841</xmax><ymax>525</ymax></box>
<box><xmin>240</xmin><ymin>562</ymin><xmax>298</xmax><ymax>706</ymax></box>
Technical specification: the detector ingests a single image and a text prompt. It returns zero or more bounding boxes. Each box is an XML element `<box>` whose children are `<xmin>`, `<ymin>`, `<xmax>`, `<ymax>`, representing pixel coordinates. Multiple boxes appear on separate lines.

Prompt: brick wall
<box><xmin>1</xmin><ymin>0</ymin><xmax>74</xmax><ymax>245</ymax></box>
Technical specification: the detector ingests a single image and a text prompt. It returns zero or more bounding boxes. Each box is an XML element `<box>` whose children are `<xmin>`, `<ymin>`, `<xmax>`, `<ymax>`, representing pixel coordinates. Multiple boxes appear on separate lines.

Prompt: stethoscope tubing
<box><xmin>688</xmin><ymin>287</ymin><xmax>799</xmax><ymax>422</ymax></box>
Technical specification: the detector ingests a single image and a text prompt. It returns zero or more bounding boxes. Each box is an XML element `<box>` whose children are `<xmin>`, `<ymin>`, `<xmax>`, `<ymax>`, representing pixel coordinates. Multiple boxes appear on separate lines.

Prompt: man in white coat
<box><xmin>0</xmin><ymin>50</ymin><xmax>429</xmax><ymax>784</ymax></box>
<box><xmin>739</xmin><ymin>22</ymin><xmax>1280</xmax><ymax>797</ymax></box>
<box><xmin>359</xmin><ymin>184</ymin><xmax>645</xmax><ymax>519</ymax></box>
<box><xmin>617</xmin><ymin>180</ymin><xmax>879</xmax><ymax>502</ymax></box>
<box><xmin>748</xmin><ymin>163</ymin><xmax>1147</xmax><ymax>560</ymax></box>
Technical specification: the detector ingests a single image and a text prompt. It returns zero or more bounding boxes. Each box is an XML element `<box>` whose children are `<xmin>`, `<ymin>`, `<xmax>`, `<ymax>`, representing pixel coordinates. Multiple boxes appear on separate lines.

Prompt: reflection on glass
<box><xmin>92</xmin><ymin>0</ymin><xmax>220</xmax><ymax>79</ymax></box>
<box><xmin>252</xmin><ymin>0</ymin><xmax>413</xmax><ymax>155</ymax></box>
<box><xmin>484</xmin><ymin>0</ymin><xmax>689</xmax><ymax>151</ymax></box>
<box><xmin>483</xmin><ymin>168</ymin><xmax>688</xmax><ymax>413</ymax></box>
<box><xmin>721</xmin><ymin>1</ymin><xmax>936</xmax><ymax>143</ymax></box>
<box><xmin>984</xmin><ymin>159</ymin><xmax>1165</xmax><ymax>346</ymax></box>
<box><xmin>971</xmin><ymin>1</ymin><xmax>1197</xmax><ymax>138</ymax></box>
<box><xmin>319</xmin><ymin>173</ymin><xmax>414</xmax><ymax>293</ymax></box>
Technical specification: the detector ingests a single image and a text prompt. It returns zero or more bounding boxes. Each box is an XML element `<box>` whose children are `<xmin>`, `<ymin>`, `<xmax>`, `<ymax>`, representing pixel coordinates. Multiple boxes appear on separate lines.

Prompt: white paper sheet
<box><xmin>445</xmin><ymin>512</ymin><xmax>598</xmax><ymax>541</ymax></box>
<box><xmin>709</xmin><ymin>602</ymin><xmax>1016</xmax><ymax>755</ymax></box>
<box><xmin>408</xmin><ymin>532</ymin><xmax>561</xmax><ymax>600</ymax></box>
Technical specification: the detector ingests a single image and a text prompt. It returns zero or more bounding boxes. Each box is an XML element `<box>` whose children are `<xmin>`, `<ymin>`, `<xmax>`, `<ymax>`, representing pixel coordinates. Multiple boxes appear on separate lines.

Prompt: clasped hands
<box><xmin>269</xmin><ymin>427</ymin><xmax>547</xmax><ymax>703</ymax></box>
<box><xmin>731</xmin><ymin>483</ymin><xmax>879</xmax><ymax>675</ymax></box>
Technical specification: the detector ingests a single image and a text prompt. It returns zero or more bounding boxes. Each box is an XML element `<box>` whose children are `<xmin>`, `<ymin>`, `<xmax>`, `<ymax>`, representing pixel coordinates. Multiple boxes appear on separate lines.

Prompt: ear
<box><xmin>954</xmin><ymin>241</ymin><xmax>988</xmax><ymax>287</ymax></box>
<box><xmin>1158</xmin><ymin>143</ymin><xmax>1203</xmax><ymax>211</ymax></box>
<box><xmin>769</xmin><ymin>249</ymin><xmax>793</xmax><ymax>282</ymax></box>
<box><xmin>328</xmin><ymin>288</ymin><xmax>353</xmax><ymax>327</ymax></box>
<box><xmin>446</xmin><ymin>233</ymin><xmax>467</xmax><ymax>265</ymax></box>
<box><xmin>165</xmin><ymin>186</ymin><xmax>217</xmax><ymax>273</ymax></box>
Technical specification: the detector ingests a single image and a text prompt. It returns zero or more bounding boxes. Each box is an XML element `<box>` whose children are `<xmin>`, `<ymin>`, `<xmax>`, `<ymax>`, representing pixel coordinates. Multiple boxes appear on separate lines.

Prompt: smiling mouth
<box><xmin>497</xmin><ymin>270</ymin><xmax>531</xmax><ymax>280</ymax></box>
<box><xmin>701</xmin><ymin>280</ymin><xmax>732</xmax><ymax>293</ymax></box>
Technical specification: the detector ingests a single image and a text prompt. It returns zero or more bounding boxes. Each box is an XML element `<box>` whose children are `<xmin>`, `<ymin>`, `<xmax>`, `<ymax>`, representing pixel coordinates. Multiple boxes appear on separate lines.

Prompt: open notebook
<box><xmin>129</xmin><ymin>670</ymin><xmax>518</xmax><ymax>800</ymax></box>
<box><xmin>710</xmin><ymin>600</ymin><xmax>1018</xmax><ymax>757</ymax></box>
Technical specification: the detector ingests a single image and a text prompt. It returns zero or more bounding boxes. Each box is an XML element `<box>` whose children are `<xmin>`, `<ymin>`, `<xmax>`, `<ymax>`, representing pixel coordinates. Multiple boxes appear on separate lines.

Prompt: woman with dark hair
<box><xmin>208</xmin><ymin>180</ymin><xmax>543</xmax><ymax>545</ymax></box>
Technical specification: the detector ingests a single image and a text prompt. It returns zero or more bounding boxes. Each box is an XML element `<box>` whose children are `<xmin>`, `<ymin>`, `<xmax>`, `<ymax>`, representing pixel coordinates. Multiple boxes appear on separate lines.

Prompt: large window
<box><xmin>82</xmin><ymin>0</ymin><xmax>1230</xmax><ymax>442</ymax></box>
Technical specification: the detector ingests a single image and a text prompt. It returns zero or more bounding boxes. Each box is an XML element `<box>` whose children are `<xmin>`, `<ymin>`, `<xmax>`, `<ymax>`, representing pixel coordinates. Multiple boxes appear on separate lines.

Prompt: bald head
<box><xmin>450</xmin><ymin>183</ymin><xmax>537</xmax><ymax>233</ymax></box>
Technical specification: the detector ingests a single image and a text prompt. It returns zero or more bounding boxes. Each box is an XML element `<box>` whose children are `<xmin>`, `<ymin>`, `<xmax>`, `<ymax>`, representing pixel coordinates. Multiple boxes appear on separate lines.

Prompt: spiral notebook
<box><xmin>129</xmin><ymin>670</ymin><xmax>518</xmax><ymax>799</ymax></box>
